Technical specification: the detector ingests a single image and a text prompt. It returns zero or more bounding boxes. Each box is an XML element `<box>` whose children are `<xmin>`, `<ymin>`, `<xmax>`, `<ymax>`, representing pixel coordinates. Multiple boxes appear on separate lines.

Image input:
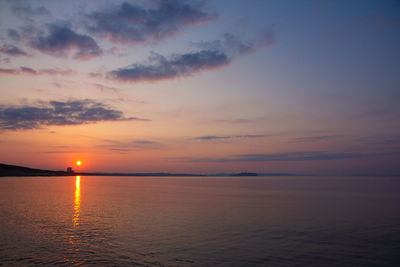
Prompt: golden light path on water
<box><xmin>66</xmin><ymin>176</ymin><xmax>82</xmax><ymax>265</ymax></box>
<box><xmin>73</xmin><ymin>176</ymin><xmax>81</xmax><ymax>227</ymax></box>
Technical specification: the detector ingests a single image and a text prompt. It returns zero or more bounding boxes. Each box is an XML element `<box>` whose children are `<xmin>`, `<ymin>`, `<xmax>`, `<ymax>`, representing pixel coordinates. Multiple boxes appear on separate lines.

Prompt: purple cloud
<box><xmin>108</xmin><ymin>30</ymin><xmax>275</xmax><ymax>82</ymax></box>
<box><xmin>12</xmin><ymin>5</ymin><xmax>51</xmax><ymax>17</ymax></box>
<box><xmin>289</xmin><ymin>135</ymin><xmax>343</xmax><ymax>143</ymax></box>
<box><xmin>0</xmin><ymin>66</ymin><xmax>74</xmax><ymax>76</ymax></box>
<box><xmin>87</xmin><ymin>0</ymin><xmax>217</xmax><ymax>44</ymax></box>
<box><xmin>109</xmin><ymin>50</ymin><xmax>228</xmax><ymax>82</ymax></box>
<box><xmin>0</xmin><ymin>44</ymin><xmax>28</xmax><ymax>56</ymax></box>
<box><xmin>7</xmin><ymin>29</ymin><xmax>21</xmax><ymax>41</ymax></box>
<box><xmin>0</xmin><ymin>99</ymin><xmax>147</xmax><ymax>130</ymax></box>
<box><xmin>29</xmin><ymin>25</ymin><xmax>102</xmax><ymax>60</ymax></box>
<box><xmin>195</xmin><ymin>135</ymin><xmax>265</xmax><ymax>140</ymax></box>
<box><xmin>99</xmin><ymin>139</ymin><xmax>160</xmax><ymax>152</ymax></box>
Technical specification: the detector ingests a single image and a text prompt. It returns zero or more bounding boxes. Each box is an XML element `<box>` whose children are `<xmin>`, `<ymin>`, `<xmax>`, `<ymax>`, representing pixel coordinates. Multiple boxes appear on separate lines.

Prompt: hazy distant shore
<box><xmin>0</xmin><ymin>163</ymin><xmax>204</xmax><ymax>177</ymax></box>
<box><xmin>0</xmin><ymin>163</ymin><xmax>302</xmax><ymax>177</ymax></box>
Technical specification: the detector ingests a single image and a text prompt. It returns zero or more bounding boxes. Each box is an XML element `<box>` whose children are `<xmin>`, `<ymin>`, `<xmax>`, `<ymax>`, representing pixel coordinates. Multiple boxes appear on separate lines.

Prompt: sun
<box><xmin>76</xmin><ymin>160</ymin><xmax>82</xmax><ymax>166</ymax></box>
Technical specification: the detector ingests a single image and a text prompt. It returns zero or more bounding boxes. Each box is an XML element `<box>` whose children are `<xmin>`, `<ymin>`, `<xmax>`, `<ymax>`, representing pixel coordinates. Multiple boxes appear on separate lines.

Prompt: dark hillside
<box><xmin>0</xmin><ymin>163</ymin><xmax>68</xmax><ymax>177</ymax></box>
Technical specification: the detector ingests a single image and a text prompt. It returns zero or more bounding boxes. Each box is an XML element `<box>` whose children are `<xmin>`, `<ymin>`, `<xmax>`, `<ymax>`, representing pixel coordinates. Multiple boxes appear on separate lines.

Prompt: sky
<box><xmin>0</xmin><ymin>0</ymin><xmax>399</xmax><ymax>175</ymax></box>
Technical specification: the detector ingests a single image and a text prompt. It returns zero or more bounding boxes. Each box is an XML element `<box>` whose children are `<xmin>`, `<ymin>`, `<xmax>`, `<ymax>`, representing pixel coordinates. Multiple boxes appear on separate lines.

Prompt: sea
<box><xmin>0</xmin><ymin>175</ymin><xmax>399</xmax><ymax>266</ymax></box>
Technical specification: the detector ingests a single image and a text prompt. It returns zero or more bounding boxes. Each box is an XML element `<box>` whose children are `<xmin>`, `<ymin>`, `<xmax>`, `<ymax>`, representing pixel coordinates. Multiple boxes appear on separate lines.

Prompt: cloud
<box><xmin>195</xmin><ymin>134</ymin><xmax>264</xmax><ymax>140</ymax></box>
<box><xmin>29</xmin><ymin>24</ymin><xmax>102</xmax><ymax>60</ymax></box>
<box><xmin>7</xmin><ymin>29</ymin><xmax>21</xmax><ymax>41</ymax></box>
<box><xmin>0</xmin><ymin>99</ymin><xmax>147</xmax><ymax>130</ymax></box>
<box><xmin>177</xmin><ymin>151</ymin><xmax>400</xmax><ymax>163</ymax></box>
<box><xmin>91</xmin><ymin>83</ymin><xmax>120</xmax><ymax>93</ymax></box>
<box><xmin>0</xmin><ymin>44</ymin><xmax>28</xmax><ymax>56</ymax></box>
<box><xmin>11</xmin><ymin>5</ymin><xmax>51</xmax><ymax>17</ymax></box>
<box><xmin>87</xmin><ymin>0</ymin><xmax>216</xmax><ymax>44</ymax></box>
<box><xmin>196</xmin><ymin>30</ymin><xmax>275</xmax><ymax>56</ymax></box>
<box><xmin>99</xmin><ymin>139</ymin><xmax>160</xmax><ymax>152</ymax></box>
<box><xmin>109</xmin><ymin>30</ymin><xmax>275</xmax><ymax>82</ymax></box>
<box><xmin>39</xmin><ymin>68</ymin><xmax>75</xmax><ymax>75</ymax></box>
<box><xmin>195</xmin><ymin>135</ymin><xmax>231</xmax><ymax>140</ymax></box>
<box><xmin>19</xmin><ymin>66</ymin><xmax>37</xmax><ymax>74</ymax></box>
<box><xmin>110</xmin><ymin>50</ymin><xmax>229</xmax><ymax>82</ymax></box>
<box><xmin>0</xmin><ymin>66</ymin><xmax>75</xmax><ymax>76</ymax></box>
<box><xmin>215</xmin><ymin>116</ymin><xmax>271</xmax><ymax>124</ymax></box>
<box><xmin>41</xmin><ymin>150</ymin><xmax>78</xmax><ymax>154</ymax></box>
<box><xmin>0</xmin><ymin>68</ymin><xmax>18</xmax><ymax>75</ymax></box>
<box><xmin>12</xmin><ymin>4</ymin><xmax>51</xmax><ymax>17</ymax></box>
<box><xmin>289</xmin><ymin>135</ymin><xmax>342</xmax><ymax>143</ymax></box>
<box><xmin>40</xmin><ymin>145</ymin><xmax>77</xmax><ymax>154</ymax></box>
<box><xmin>134</xmin><ymin>140</ymin><xmax>158</xmax><ymax>145</ymax></box>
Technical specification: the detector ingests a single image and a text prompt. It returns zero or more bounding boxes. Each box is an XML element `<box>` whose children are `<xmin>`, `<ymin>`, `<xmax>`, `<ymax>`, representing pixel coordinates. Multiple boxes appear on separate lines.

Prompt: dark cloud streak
<box><xmin>0</xmin><ymin>100</ymin><xmax>147</xmax><ymax>130</ymax></box>
<box><xmin>110</xmin><ymin>50</ymin><xmax>229</xmax><ymax>82</ymax></box>
<box><xmin>0</xmin><ymin>44</ymin><xmax>28</xmax><ymax>56</ymax></box>
<box><xmin>99</xmin><ymin>139</ymin><xmax>161</xmax><ymax>152</ymax></box>
<box><xmin>289</xmin><ymin>135</ymin><xmax>342</xmax><ymax>143</ymax></box>
<box><xmin>0</xmin><ymin>66</ymin><xmax>74</xmax><ymax>76</ymax></box>
<box><xmin>195</xmin><ymin>134</ymin><xmax>264</xmax><ymax>140</ymax></box>
<box><xmin>178</xmin><ymin>151</ymin><xmax>400</xmax><ymax>163</ymax></box>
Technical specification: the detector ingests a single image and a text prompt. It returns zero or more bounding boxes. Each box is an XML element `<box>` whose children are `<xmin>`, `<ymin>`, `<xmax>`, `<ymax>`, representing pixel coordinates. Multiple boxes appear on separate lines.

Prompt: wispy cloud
<box><xmin>0</xmin><ymin>66</ymin><xmax>75</xmax><ymax>76</ymax></box>
<box><xmin>86</xmin><ymin>0</ymin><xmax>217</xmax><ymax>44</ymax></box>
<box><xmin>91</xmin><ymin>83</ymin><xmax>120</xmax><ymax>93</ymax></box>
<box><xmin>28</xmin><ymin>24</ymin><xmax>102</xmax><ymax>60</ymax></box>
<box><xmin>109</xmin><ymin>50</ymin><xmax>229</xmax><ymax>82</ymax></box>
<box><xmin>195</xmin><ymin>134</ymin><xmax>264</xmax><ymax>140</ymax></box>
<box><xmin>109</xmin><ymin>30</ymin><xmax>275</xmax><ymax>82</ymax></box>
<box><xmin>289</xmin><ymin>135</ymin><xmax>343</xmax><ymax>143</ymax></box>
<box><xmin>215</xmin><ymin>117</ymin><xmax>269</xmax><ymax>124</ymax></box>
<box><xmin>40</xmin><ymin>150</ymin><xmax>78</xmax><ymax>154</ymax></box>
<box><xmin>11</xmin><ymin>4</ymin><xmax>51</xmax><ymax>17</ymax></box>
<box><xmin>194</xmin><ymin>31</ymin><xmax>275</xmax><ymax>57</ymax></box>
<box><xmin>0</xmin><ymin>44</ymin><xmax>28</xmax><ymax>56</ymax></box>
<box><xmin>7</xmin><ymin>29</ymin><xmax>21</xmax><ymax>41</ymax></box>
<box><xmin>40</xmin><ymin>145</ymin><xmax>78</xmax><ymax>154</ymax></box>
<box><xmin>0</xmin><ymin>99</ymin><xmax>147</xmax><ymax>130</ymax></box>
<box><xmin>99</xmin><ymin>139</ymin><xmax>161</xmax><ymax>152</ymax></box>
<box><xmin>176</xmin><ymin>151</ymin><xmax>400</xmax><ymax>163</ymax></box>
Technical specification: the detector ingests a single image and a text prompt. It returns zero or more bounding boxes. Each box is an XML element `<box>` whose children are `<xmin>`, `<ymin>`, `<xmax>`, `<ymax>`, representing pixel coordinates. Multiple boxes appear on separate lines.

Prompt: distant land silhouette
<box><xmin>0</xmin><ymin>163</ymin><xmax>69</xmax><ymax>177</ymax></box>
<box><xmin>0</xmin><ymin>163</ymin><xmax>300</xmax><ymax>177</ymax></box>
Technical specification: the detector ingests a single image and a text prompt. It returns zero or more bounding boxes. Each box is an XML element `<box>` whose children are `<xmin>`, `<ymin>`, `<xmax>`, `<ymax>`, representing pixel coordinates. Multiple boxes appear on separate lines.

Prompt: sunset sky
<box><xmin>0</xmin><ymin>0</ymin><xmax>399</xmax><ymax>175</ymax></box>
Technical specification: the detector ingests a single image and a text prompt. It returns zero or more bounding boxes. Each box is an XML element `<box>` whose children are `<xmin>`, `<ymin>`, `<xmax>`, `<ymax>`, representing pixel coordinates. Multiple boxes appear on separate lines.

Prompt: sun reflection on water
<box><xmin>66</xmin><ymin>175</ymin><xmax>83</xmax><ymax>264</ymax></box>
<box><xmin>73</xmin><ymin>176</ymin><xmax>81</xmax><ymax>226</ymax></box>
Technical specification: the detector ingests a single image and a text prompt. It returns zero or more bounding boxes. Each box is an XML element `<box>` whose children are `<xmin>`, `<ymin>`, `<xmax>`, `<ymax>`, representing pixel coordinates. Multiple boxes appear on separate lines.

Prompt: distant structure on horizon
<box><xmin>232</xmin><ymin>172</ymin><xmax>258</xmax><ymax>176</ymax></box>
<box><xmin>67</xmin><ymin>167</ymin><xmax>74</xmax><ymax>174</ymax></box>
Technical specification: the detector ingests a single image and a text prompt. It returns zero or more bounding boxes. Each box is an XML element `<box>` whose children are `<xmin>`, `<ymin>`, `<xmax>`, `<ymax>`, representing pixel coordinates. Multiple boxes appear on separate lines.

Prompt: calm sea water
<box><xmin>0</xmin><ymin>176</ymin><xmax>399</xmax><ymax>266</ymax></box>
